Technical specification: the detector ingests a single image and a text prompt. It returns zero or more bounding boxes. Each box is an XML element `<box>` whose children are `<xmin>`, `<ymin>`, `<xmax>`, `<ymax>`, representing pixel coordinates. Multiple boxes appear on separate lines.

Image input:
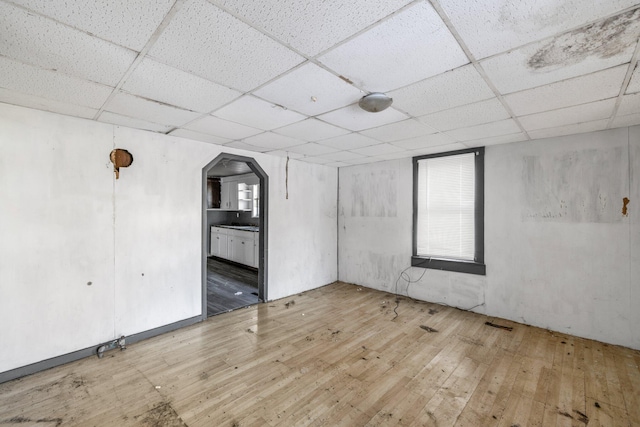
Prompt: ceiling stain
<box><xmin>528</xmin><ymin>8</ymin><xmax>640</xmax><ymax>71</ymax></box>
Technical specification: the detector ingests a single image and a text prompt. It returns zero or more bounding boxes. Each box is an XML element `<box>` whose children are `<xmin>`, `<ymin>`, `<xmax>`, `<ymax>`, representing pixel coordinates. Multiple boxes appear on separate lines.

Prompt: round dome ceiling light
<box><xmin>358</xmin><ymin>92</ymin><xmax>393</xmax><ymax>113</ymax></box>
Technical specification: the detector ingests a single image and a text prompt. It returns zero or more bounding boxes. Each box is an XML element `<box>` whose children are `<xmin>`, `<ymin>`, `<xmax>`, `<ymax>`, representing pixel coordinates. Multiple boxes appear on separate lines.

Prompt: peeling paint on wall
<box><xmin>350</xmin><ymin>170</ymin><xmax>397</xmax><ymax>217</ymax></box>
<box><xmin>528</xmin><ymin>8</ymin><xmax>640</xmax><ymax>71</ymax></box>
<box><xmin>522</xmin><ymin>147</ymin><xmax>627</xmax><ymax>222</ymax></box>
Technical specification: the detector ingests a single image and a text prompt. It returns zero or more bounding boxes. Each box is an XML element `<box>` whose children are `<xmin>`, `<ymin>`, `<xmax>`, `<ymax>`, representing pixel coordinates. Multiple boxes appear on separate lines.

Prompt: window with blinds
<box><xmin>412</xmin><ymin>148</ymin><xmax>485</xmax><ymax>275</ymax></box>
<box><xmin>416</xmin><ymin>153</ymin><xmax>475</xmax><ymax>260</ymax></box>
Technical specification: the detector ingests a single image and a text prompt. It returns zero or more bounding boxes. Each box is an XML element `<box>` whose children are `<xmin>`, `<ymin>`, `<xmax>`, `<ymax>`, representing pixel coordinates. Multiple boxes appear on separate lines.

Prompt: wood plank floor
<box><xmin>207</xmin><ymin>257</ymin><xmax>259</xmax><ymax>317</ymax></box>
<box><xmin>1</xmin><ymin>282</ymin><xmax>639</xmax><ymax>427</ymax></box>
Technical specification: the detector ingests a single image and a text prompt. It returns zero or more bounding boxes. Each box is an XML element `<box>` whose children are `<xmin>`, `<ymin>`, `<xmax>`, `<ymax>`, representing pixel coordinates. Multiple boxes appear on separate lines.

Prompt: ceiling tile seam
<box><xmin>464</xmin><ymin>4</ymin><xmax>640</xmax><ymax>63</ymax></box>
<box><xmin>165</xmin><ymin>59</ymin><xmax>317</xmax><ymax>135</ymax></box>
<box><xmin>428</xmin><ymin>0</ymin><xmax>531</xmax><ymax>141</ymax></box>
<box><xmin>606</xmin><ymin>40</ymin><xmax>640</xmax><ymax>128</ymax></box>
<box><xmin>209</xmin><ymin>0</ymin><xmax>423</xmax><ymax>96</ymax></box>
<box><xmin>0</xmin><ymin>53</ymin><xmax>116</xmax><ymax>100</ymax></box>
<box><xmin>92</xmin><ymin>0</ymin><xmax>188</xmax><ymax>121</ymax></box>
<box><xmin>2</xmin><ymin>0</ymin><xmax>142</xmax><ymax>53</ymax></box>
<box><xmin>204</xmin><ymin>0</ymin><xmax>314</xmax><ymax>62</ymax></box>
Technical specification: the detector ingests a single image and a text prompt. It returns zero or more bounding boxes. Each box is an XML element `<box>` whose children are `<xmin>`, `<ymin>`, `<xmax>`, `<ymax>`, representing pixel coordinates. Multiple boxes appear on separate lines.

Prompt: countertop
<box><xmin>213</xmin><ymin>225</ymin><xmax>259</xmax><ymax>232</ymax></box>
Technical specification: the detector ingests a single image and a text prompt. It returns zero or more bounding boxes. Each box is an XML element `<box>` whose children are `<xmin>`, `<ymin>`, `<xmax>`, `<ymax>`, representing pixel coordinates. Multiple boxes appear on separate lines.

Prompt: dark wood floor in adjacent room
<box><xmin>1</xmin><ymin>282</ymin><xmax>639</xmax><ymax>426</ymax></box>
<box><xmin>207</xmin><ymin>257</ymin><xmax>258</xmax><ymax>317</ymax></box>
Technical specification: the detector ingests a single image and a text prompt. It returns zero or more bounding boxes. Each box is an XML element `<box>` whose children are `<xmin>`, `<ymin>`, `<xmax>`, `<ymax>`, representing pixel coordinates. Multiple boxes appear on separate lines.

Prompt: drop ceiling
<box><xmin>2</xmin><ymin>0</ymin><xmax>640</xmax><ymax>167</ymax></box>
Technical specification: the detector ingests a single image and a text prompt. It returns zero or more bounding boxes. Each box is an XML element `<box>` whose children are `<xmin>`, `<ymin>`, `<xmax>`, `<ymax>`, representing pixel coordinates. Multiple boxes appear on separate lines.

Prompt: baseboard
<box><xmin>0</xmin><ymin>315</ymin><xmax>201</xmax><ymax>384</ymax></box>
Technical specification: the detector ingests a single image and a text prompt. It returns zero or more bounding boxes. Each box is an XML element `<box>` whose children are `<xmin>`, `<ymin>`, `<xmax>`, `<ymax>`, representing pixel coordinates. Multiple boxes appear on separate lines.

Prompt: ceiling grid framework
<box><xmin>1</xmin><ymin>0</ymin><xmax>640</xmax><ymax>167</ymax></box>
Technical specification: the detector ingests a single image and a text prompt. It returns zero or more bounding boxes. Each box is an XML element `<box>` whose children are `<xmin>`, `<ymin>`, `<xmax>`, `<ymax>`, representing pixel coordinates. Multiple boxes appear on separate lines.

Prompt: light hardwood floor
<box><xmin>1</xmin><ymin>282</ymin><xmax>639</xmax><ymax>426</ymax></box>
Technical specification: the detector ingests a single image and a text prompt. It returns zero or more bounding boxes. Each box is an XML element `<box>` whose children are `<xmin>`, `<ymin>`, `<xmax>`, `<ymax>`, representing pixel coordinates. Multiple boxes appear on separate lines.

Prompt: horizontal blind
<box><xmin>417</xmin><ymin>153</ymin><xmax>475</xmax><ymax>260</ymax></box>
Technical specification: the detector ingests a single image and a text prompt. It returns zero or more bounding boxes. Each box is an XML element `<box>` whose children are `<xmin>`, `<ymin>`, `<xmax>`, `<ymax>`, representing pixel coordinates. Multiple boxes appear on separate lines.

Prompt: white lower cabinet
<box><xmin>210</xmin><ymin>227</ymin><xmax>228</xmax><ymax>258</ymax></box>
<box><xmin>211</xmin><ymin>227</ymin><xmax>257</xmax><ymax>268</ymax></box>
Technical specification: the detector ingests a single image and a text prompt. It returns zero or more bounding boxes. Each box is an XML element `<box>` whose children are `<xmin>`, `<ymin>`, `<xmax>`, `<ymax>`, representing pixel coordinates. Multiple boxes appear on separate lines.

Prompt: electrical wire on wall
<box><xmin>392</xmin><ymin>264</ymin><xmax>485</xmax><ymax>320</ymax></box>
<box><xmin>285</xmin><ymin>154</ymin><xmax>289</xmax><ymax>200</ymax></box>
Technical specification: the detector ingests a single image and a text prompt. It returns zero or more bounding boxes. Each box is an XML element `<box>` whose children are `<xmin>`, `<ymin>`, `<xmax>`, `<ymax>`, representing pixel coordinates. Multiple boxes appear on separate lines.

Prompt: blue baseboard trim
<box><xmin>0</xmin><ymin>315</ymin><xmax>202</xmax><ymax>384</ymax></box>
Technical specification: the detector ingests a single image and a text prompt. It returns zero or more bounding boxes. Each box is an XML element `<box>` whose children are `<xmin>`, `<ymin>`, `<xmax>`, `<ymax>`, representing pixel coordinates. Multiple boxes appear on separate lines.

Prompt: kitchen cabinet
<box><xmin>210</xmin><ymin>227</ymin><xmax>228</xmax><ymax>258</ymax></box>
<box><xmin>211</xmin><ymin>226</ymin><xmax>257</xmax><ymax>268</ymax></box>
<box><xmin>228</xmin><ymin>230</ymin><xmax>255</xmax><ymax>266</ymax></box>
<box><xmin>253</xmin><ymin>239</ymin><xmax>258</xmax><ymax>268</ymax></box>
<box><xmin>220</xmin><ymin>180</ymin><xmax>238</xmax><ymax>210</ymax></box>
<box><xmin>237</xmin><ymin>182</ymin><xmax>252</xmax><ymax>211</ymax></box>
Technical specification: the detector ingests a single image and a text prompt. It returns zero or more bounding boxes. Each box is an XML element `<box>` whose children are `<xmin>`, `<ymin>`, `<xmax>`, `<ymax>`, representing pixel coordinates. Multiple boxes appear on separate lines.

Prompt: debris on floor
<box><xmin>485</xmin><ymin>321</ymin><xmax>513</xmax><ymax>331</ymax></box>
<box><xmin>285</xmin><ymin>300</ymin><xmax>295</xmax><ymax>308</ymax></box>
<box><xmin>234</xmin><ymin>291</ymin><xmax>243</xmax><ymax>296</ymax></box>
<box><xmin>419</xmin><ymin>325</ymin><xmax>438</xmax><ymax>333</ymax></box>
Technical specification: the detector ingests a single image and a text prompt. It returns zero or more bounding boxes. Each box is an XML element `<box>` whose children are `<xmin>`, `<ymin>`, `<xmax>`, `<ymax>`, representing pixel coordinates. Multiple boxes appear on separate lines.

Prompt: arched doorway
<box><xmin>201</xmin><ymin>153</ymin><xmax>268</xmax><ymax>319</ymax></box>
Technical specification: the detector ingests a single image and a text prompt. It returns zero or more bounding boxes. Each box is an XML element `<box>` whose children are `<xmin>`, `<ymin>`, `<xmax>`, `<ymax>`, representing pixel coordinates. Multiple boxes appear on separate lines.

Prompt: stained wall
<box><xmin>339</xmin><ymin>126</ymin><xmax>640</xmax><ymax>349</ymax></box>
<box><xmin>0</xmin><ymin>103</ymin><xmax>337</xmax><ymax>373</ymax></box>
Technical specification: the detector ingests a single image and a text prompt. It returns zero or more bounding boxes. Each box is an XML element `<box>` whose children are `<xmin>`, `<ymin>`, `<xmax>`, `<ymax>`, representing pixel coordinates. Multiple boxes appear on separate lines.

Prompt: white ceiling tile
<box><xmin>463</xmin><ymin>132</ymin><xmax>528</xmax><ymax>148</ymax></box>
<box><xmin>253</xmin><ymin>63</ymin><xmax>364</xmax><ymax>115</ymax></box>
<box><xmin>528</xmin><ymin>119</ymin><xmax>609</xmax><ymax>140</ymax></box>
<box><xmin>272</xmin><ymin>118</ymin><xmax>350</xmax><ymax>141</ymax></box>
<box><xmin>360</xmin><ymin>119</ymin><xmax>437</xmax><ymax>142</ymax></box>
<box><xmin>611</xmin><ymin>112</ymin><xmax>640</xmax><ymax>128</ymax></box>
<box><xmin>390</xmin><ymin>65</ymin><xmax>495</xmax><ymax>116</ymax></box>
<box><xmin>224</xmin><ymin>140</ymin><xmax>270</xmax><ymax>153</ymax></box>
<box><xmin>503</xmin><ymin>65</ymin><xmax>628</xmax><ymax>116</ymax></box>
<box><xmin>418</xmin><ymin>98</ymin><xmax>511</xmax><ymax>132</ymax></box>
<box><xmin>519</xmin><ymin>98</ymin><xmax>616</xmax><ymax>131</ymax></box>
<box><xmin>350</xmin><ymin>143</ymin><xmax>404</xmax><ymax>156</ymax></box>
<box><xmin>0</xmin><ymin>2</ymin><xmax>136</xmax><ymax>86</ymax></box>
<box><xmin>122</xmin><ymin>58</ymin><xmax>241</xmax><ymax>113</ymax></box>
<box><xmin>184</xmin><ymin>115</ymin><xmax>263</xmax><ymax>140</ymax></box>
<box><xmin>298</xmin><ymin>156</ymin><xmax>333</xmax><ymax>165</ymax></box>
<box><xmin>168</xmin><ymin>129</ymin><xmax>231</xmax><ymax>145</ymax></box>
<box><xmin>148</xmin><ymin>0</ymin><xmax>304</xmax><ymax>92</ymax></box>
<box><xmin>242</xmin><ymin>132</ymin><xmax>305</xmax><ymax>150</ymax></box>
<box><xmin>342</xmin><ymin>157</ymin><xmax>378</xmax><ymax>165</ymax></box>
<box><xmin>390</xmin><ymin>133</ymin><xmax>456</xmax><ymax>150</ymax></box>
<box><xmin>318</xmin><ymin>104</ymin><xmax>408</xmax><ymax>131</ymax></box>
<box><xmin>445</xmin><ymin>119</ymin><xmax>521</xmax><ymax>141</ymax></box>
<box><xmin>213</xmin><ymin>96</ymin><xmax>307</xmax><ymax>130</ymax></box>
<box><xmin>316</xmin><ymin>151</ymin><xmax>367</xmax><ymax>162</ymax></box>
<box><xmin>0</xmin><ymin>56</ymin><xmax>112</xmax><ymax>109</ymax></box>
<box><xmin>627</xmin><ymin>61</ymin><xmax>640</xmax><ymax>94</ymax></box>
<box><xmin>439</xmin><ymin>0</ymin><xmax>640</xmax><ymax>59</ymax></box>
<box><xmin>210</xmin><ymin>0</ymin><xmax>412</xmax><ymax>56</ymax></box>
<box><xmin>618</xmin><ymin>93</ymin><xmax>640</xmax><ymax>116</ymax></box>
<box><xmin>286</xmin><ymin>143</ymin><xmax>340</xmax><ymax>156</ymax></box>
<box><xmin>318</xmin><ymin>2</ymin><xmax>468</xmax><ymax>92</ymax></box>
<box><xmin>410</xmin><ymin>143</ymin><xmax>467</xmax><ymax>156</ymax></box>
<box><xmin>9</xmin><ymin>0</ymin><xmax>175</xmax><ymax>51</ymax></box>
<box><xmin>265</xmin><ymin>150</ymin><xmax>305</xmax><ymax>159</ymax></box>
<box><xmin>480</xmin><ymin>10</ymin><xmax>640</xmax><ymax>94</ymax></box>
<box><xmin>0</xmin><ymin>87</ymin><xmax>98</xmax><ymax>119</ymax></box>
<box><xmin>316</xmin><ymin>133</ymin><xmax>380</xmax><ymax>150</ymax></box>
<box><xmin>104</xmin><ymin>92</ymin><xmax>202</xmax><ymax>127</ymax></box>
<box><xmin>98</xmin><ymin>112</ymin><xmax>173</xmax><ymax>133</ymax></box>
<box><xmin>325</xmin><ymin>161</ymin><xmax>350</xmax><ymax>168</ymax></box>
<box><xmin>374</xmin><ymin>151</ymin><xmax>413</xmax><ymax>161</ymax></box>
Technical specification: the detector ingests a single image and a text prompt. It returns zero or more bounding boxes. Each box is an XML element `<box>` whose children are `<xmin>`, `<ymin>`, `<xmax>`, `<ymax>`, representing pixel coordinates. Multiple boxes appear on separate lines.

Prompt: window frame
<box><xmin>412</xmin><ymin>147</ymin><xmax>486</xmax><ymax>275</ymax></box>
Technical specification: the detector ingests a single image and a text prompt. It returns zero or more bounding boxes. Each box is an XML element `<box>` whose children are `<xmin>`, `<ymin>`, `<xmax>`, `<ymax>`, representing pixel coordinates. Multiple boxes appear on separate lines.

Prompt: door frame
<box><xmin>201</xmin><ymin>153</ymin><xmax>269</xmax><ymax>321</ymax></box>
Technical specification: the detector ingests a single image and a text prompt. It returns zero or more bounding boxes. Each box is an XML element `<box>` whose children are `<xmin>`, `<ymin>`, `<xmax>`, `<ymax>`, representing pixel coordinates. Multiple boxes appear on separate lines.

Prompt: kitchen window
<box><xmin>412</xmin><ymin>147</ymin><xmax>485</xmax><ymax>275</ymax></box>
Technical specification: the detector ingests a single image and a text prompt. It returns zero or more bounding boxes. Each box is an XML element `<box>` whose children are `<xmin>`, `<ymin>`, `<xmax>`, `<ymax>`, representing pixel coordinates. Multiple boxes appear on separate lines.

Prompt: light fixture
<box><xmin>358</xmin><ymin>92</ymin><xmax>393</xmax><ymax>113</ymax></box>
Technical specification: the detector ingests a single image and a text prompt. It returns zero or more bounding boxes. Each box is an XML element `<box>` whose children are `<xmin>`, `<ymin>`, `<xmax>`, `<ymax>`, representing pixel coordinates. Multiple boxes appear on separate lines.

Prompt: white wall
<box><xmin>0</xmin><ymin>103</ymin><xmax>337</xmax><ymax>373</ymax></box>
<box><xmin>339</xmin><ymin>126</ymin><xmax>640</xmax><ymax>350</ymax></box>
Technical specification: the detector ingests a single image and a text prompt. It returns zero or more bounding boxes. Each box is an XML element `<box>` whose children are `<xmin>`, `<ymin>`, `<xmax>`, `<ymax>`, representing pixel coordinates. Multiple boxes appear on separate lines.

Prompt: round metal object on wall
<box><xmin>358</xmin><ymin>93</ymin><xmax>393</xmax><ymax>113</ymax></box>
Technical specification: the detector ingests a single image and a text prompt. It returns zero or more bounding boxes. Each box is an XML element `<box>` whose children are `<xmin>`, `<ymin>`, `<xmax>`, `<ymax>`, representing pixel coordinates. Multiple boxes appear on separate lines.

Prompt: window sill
<box><xmin>411</xmin><ymin>256</ymin><xmax>486</xmax><ymax>275</ymax></box>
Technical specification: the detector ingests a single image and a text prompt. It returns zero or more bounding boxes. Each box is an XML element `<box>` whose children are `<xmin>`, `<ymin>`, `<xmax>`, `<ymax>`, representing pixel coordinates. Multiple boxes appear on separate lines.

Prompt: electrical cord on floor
<box><xmin>392</xmin><ymin>264</ymin><xmax>485</xmax><ymax>320</ymax></box>
<box><xmin>392</xmin><ymin>266</ymin><xmax>427</xmax><ymax>320</ymax></box>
